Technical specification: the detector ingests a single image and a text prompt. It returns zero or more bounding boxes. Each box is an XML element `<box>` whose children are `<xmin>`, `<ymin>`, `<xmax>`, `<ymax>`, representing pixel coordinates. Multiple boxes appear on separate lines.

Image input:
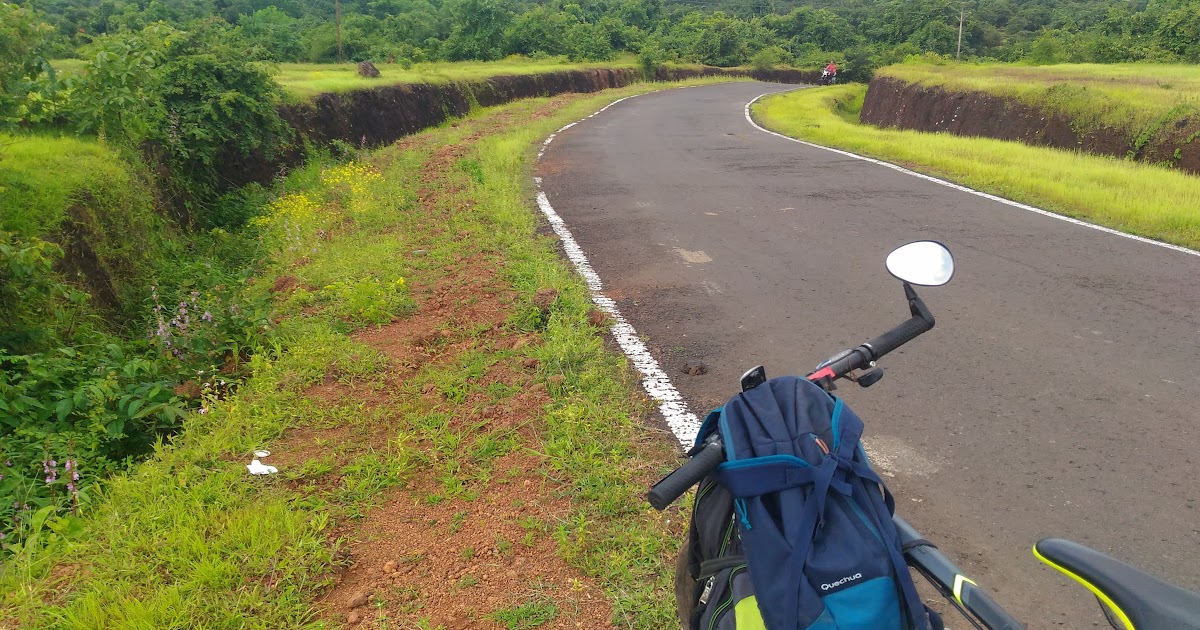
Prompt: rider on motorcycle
<box><xmin>821</xmin><ymin>60</ymin><xmax>838</xmax><ymax>84</ymax></box>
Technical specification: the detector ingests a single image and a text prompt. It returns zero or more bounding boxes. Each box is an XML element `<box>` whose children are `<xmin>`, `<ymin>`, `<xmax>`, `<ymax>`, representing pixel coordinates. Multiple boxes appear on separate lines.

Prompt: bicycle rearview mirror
<box><xmin>885</xmin><ymin>241</ymin><xmax>955</xmax><ymax>286</ymax></box>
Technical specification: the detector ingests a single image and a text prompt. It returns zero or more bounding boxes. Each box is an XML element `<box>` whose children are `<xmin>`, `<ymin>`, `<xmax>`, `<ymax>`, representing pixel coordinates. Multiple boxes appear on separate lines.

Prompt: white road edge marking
<box><xmin>535</xmin><ymin>91</ymin><xmax>701</xmax><ymax>448</ymax></box>
<box><xmin>743</xmin><ymin>91</ymin><xmax>1200</xmax><ymax>258</ymax></box>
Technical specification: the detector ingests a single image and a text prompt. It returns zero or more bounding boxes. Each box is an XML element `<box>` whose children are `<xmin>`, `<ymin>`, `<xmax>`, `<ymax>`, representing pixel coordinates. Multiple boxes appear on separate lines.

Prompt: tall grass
<box><xmin>880</xmin><ymin>61</ymin><xmax>1200</xmax><ymax>136</ymax></box>
<box><xmin>753</xmin><ymin>86</ymin><xmax>1200</xmax><ymax>250</ymax></box>
<box><xmin>0</xmin><ymin>133</ymin><xmax>155</xmax><ymax>237</ymax></box>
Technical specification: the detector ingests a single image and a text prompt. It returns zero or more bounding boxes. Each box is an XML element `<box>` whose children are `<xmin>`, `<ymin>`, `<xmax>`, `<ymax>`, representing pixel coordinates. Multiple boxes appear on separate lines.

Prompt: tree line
<box><xmin>11</xmin><ymin>0</ymin><xmax>1200</xmax><ymax>74</ymax></box>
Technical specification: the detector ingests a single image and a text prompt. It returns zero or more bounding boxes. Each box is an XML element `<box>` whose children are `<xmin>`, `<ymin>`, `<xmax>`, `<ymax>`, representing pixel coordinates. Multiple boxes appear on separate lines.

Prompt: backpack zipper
<box><xmin>699</xmin><ymin>576</ymin><xmax>715</xmax><ymax>605</ymax></box>
<box><xmin>706</xmin><ymin>565</ymin><xmax>747</xmax><ymax>630</ymax></box>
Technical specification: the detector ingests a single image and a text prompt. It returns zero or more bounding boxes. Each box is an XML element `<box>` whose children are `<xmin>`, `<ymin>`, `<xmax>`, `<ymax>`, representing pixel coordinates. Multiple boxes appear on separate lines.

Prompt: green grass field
<box><xmin>879</xmin><ymin>61</ymin><xmax>1200</xmax><ymax>138</ymax></box>
<box><xmin>753</xmin><ymin>85</ymin><xmax>1200</xmax><ymax>250</ymax></box>
<box><xmin>273</xmin><ymin>55</ymin><xmax>643</xmax><ymax>99</ymax></box>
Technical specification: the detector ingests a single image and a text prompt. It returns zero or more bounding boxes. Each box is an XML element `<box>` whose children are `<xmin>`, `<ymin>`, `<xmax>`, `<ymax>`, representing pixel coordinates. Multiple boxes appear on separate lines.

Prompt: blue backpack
<box><xmin>677</xmin><ymin>376</ymin><xmax>940</xmax><ymax>630</ymax></box>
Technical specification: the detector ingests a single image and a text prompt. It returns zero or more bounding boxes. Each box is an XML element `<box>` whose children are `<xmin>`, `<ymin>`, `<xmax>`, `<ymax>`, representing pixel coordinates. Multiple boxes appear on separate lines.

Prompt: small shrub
<box><xmin>750</xmin><ymin>45</ymin><xmax>790</xmax><ymax>71</ymax></box>
<box><xmin>322</xmin><ymin>276</ymin><xmax>414</xmax><ymax>326</ymax></box>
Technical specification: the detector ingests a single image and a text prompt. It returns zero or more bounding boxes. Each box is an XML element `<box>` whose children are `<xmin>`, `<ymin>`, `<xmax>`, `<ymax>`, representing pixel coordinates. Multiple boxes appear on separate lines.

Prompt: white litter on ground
<box><xmin>247</xmin><ymin>459</ymin><xmax>278</xmax><ymax>475</ymax></box>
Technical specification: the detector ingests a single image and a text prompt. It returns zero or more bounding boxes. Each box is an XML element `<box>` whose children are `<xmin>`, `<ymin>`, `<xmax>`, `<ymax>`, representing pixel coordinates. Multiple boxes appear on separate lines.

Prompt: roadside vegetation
<box><xmin>1</xmin><ymin>15</ymin><xmax>301</xmax><ymax>546</ymax></box>
<box><xmin>0</xmin><ymin>80</ymin><xmax>754</xmax><ymax>628</ymax></box>
<box><xmin>752</xmin><ymin>86</ymin><xmax>1200</xmax><ymax>250</ymax></box>
<box><xmin>879</xmin><ymin>61</ymin><xmax>1200</xmax><ymax>141</ymax></box>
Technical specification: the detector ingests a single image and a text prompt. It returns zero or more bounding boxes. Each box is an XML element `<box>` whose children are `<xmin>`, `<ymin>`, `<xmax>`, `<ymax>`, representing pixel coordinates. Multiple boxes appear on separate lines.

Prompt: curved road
<box><xmin>537</xmin><ymin>82</ymin><xmax>1200</xmax><ymax>628</ymax></box>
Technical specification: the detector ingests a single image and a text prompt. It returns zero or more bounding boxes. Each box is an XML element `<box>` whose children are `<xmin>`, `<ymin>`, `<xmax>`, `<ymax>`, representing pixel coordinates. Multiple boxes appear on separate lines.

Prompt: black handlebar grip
<box><xmin>864</xmin><ymin>315</ymin><xmax>933</xmax><ymax>360</ymax></box>
<box><xmin>646</xmin><ymin>440</ymin><xmax>726</xmax><ymax>511</ymax></box>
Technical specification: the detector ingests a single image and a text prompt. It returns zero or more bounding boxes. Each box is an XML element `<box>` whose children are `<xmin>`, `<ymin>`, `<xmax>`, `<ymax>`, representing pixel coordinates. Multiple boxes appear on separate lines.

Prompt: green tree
<box><xmin>908</xmin><ymin>21</ymin><xmax>959</xmax><ymax>54</ymax></box>
<box><xmin>1029</xmin><ymin>27</ymin><xmax>1069</xmax><ymax>63</ymax></box>
<box><xmin>68</xmin><ymin>24</ymin><xmax>174</xmax><ymax>140</ymax></box>
<box><xmin>1156</xmin><ymin>3</ymin><xmax>1200</xmax><ymax>60</ymax></box>
<box><xmin>750</xmin><ymin>44</ymin><xmax>791</xmax><ymax>70</ymax></box>
<box><xmin>237</xmin><ymin>6</ymin><xmax>304</xmax><ymax>61</ymax></box>
<box><xmin>441</xmin><ymin>0</ymin><xmax>513</xmax><ymax>60</ymax></box>
<box><xmin>0</xmin><ymin>2</ymin><xmax>62</xmax><ymax>128</ymax></box>
<box><xmin>506</xmin><ymin>6</ymin><xmax>573</xmax><ymax>56</ymax></box>
<box><xmin>566</xmin><ymin>20</ymin><xmax>615</xmax><ymax>61</ymax></box>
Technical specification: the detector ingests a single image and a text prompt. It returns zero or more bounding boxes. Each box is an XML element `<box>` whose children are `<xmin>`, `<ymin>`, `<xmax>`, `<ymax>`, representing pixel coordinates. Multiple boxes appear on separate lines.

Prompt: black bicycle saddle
<box><xmin>1035</xmin><ymin>538</ymin><xmax>1200</xmax><ymax>630</ymax></box>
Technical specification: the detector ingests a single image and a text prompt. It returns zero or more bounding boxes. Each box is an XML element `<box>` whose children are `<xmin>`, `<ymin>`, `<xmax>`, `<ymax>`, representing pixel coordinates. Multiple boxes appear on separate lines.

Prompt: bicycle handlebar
<box><xmin>647</xmin><ymin>436</ymin><xmax>724</xmax><ymax>510</ymax></box>
<box><xmin>808</xmin><ymin>284</ymin><xmax>934</xmax><ymax>384</ymax></box>
<box><xmin>647</xmin><ymin>291</ymin><xmax>938</xmax><ymax>510</ymax></box>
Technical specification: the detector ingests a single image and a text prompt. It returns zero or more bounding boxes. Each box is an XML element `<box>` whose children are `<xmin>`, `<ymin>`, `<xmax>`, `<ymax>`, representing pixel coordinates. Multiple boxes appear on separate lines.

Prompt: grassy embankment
<box><xmin>0</xmin><ymin>78</ymin><xmax>743</xmax><ymax>629</ymax></box>
<box><xmin>274</xmin><ymin>56</ymin><xmax>644</xmax><ymax>100</ymax></box>
<box><xmin>0</xmin><ymin>136</ymin><xmax>166</xmax><ymax>302</ymax></box>
<box><xmin>879</xmin><ymin>62</ymin><xmax>1200</xmax><ymax>155</ymax></box>
<box><xmin>752</xmin><ymin>84</ymin><xmax>1200</xmax><ymax>250</ymax></box>
<box><xmin>54</xmin><ymin>55</ymin><xmax>763</xmax><ymax>102</ymax></box>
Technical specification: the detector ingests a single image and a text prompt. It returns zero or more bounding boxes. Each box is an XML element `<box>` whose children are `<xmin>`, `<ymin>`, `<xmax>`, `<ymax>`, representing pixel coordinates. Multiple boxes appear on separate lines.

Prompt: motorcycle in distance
<box><xmin>647</xmin><ymin>241</ymin><xmax>1200</xmax><ymax>630</ymax></box>
<box><xmin>820</xmin><ymin>70</ymin><xmax>837</xmax><ymax>85</ymax></box>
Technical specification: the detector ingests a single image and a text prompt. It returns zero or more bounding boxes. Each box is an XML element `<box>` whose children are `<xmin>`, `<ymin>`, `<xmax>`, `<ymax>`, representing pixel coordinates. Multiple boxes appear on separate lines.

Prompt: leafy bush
<box><xmin>0</xmin><ymin>138</ymin><xmax>277</xmax><ymax>550</ymax></box>
<box><xmin>0</xmin><ymin>232</ymin><xmax>187</xmax><ymax>546</ymax></box>
<box><xmin>152</xmin><ymin>24</ymin><xmax>293</xmax><ymax>221</ymax></box>
<box><xmin>68</xmin><ymin>21</ymin><xmax>292</xmax><ymax>227</ymax></box>
<box><xmin>0</xmin><ymin>3</ymin><xmax>65</xmax><ymax>128</ymax></box>
<box><xmin>67</xmin><ymin>24</ymin><xmax>171</xmax><ymax>141</ymax></box>
<box><xmin>751</xmin><ymin>45</ymin><xmax>791</xmax><ymax>71</ymax></box>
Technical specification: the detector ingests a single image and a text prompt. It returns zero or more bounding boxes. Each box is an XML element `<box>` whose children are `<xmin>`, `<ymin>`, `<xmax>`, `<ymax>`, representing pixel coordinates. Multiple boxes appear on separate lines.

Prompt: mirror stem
<box><xmin>904</xmin><ymin>282</ymin><xmax>936</xmax><ymax>325</ymax></box>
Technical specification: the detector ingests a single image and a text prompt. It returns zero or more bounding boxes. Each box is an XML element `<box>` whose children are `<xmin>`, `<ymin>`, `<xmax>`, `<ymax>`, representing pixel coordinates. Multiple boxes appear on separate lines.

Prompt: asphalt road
<box><xmin>537</xmin><ymin>82</ymin><xmax>1200</xmax><ymax>628</ymax></box>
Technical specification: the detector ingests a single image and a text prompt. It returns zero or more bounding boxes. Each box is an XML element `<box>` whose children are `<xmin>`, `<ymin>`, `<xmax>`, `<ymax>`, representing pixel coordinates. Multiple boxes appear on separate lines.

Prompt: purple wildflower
<box><xmin>43</xmin><ymin>459</ymin><xmax>58</xmax><ymax>484</ymax></box>
<box><xmin>202</xmin><ymin>311</ymin><xmax>213</xmax><ymax>322</ymax></box>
